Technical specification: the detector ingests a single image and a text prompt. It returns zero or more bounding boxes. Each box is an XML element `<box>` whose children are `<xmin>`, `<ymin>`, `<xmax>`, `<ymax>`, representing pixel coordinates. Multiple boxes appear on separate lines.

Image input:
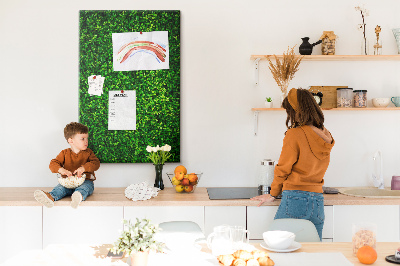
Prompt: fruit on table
<box><xmin>181</xmin><ymin>177</ymin><xmax>190</xmax><ymax>186</ymax></box>
<box><xmin>175</xmin><ymin>185</ymin><xmax>185</xmax><ymax>193</ymax></box>
<box><xmin>171</xmin><ymin>176</ymin><xmax>181</xmax><ymax>186</ymax></box>
<box><xmin>174</xmin><ymin>165</ymin><xmax>187</xmax><ymax>180</ymax></box>
<box><xmin>357</xmin><ymin>246</ymin><xmax>377</xmax><ymax>264</ymax></box>
<box><xmin>184</xmin><ymin>185</ymin><xmax>194</xmax><ymax>192</ymax></box>
<box><xmin>188</xmin><ymin>173</ymin><xmax>198</xmax><ymax>183</ymax></box>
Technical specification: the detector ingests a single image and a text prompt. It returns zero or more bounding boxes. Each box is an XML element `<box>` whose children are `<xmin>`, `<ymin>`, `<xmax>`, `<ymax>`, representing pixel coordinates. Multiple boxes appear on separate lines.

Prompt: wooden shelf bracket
<box><xmin>254</xmin><ymin>57</ymin><xmax>261</xmax><ymax>85</ymax></box>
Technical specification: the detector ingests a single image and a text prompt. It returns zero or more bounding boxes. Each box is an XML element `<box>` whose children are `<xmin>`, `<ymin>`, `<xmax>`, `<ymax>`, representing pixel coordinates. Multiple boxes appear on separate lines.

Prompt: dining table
<box><xmin>2</xmin><ymin>242</ymin><xmax>399</xmax><ymax>266</ymax></box>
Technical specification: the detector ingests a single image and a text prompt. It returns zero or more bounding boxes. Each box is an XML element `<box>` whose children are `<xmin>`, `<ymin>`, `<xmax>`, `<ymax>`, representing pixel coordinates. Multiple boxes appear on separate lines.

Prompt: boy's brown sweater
<box><xmin>270</xmin><ymin>125</ymin><xmax>335</xmax><ymax>197</ymax></box>
<box><xmin>49</xmin><ymin>148</ymin><xmax>100</xmax><ymax>180</ymax></box>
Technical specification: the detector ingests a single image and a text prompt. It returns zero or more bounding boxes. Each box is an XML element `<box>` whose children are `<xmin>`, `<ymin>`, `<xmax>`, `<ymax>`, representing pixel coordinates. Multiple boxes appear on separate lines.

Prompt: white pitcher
<box><xmin>207</xmin><ymin>225</ymin><xmax>233</xmax><ymax>256</ymax></box>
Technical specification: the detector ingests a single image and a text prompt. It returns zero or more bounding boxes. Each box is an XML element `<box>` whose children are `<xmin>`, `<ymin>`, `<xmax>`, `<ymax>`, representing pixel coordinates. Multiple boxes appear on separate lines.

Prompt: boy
<box><xmin>34</xmin><ymin>122</ymin><xmax>100</xmax><ymax>209</ymax></box>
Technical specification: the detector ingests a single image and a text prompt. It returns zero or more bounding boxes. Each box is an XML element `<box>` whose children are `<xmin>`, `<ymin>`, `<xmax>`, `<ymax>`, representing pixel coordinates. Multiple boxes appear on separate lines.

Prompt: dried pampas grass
<box><xmin>266</xmin><ymin>46</ymin><xmax>303</xmax><ymax>95</ymax></box>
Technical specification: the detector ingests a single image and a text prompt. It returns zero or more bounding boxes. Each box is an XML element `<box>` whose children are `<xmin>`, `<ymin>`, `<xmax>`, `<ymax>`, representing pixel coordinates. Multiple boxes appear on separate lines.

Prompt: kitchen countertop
<box><xmin>1</xmin><ymin>187</ymin><xmax>400</xmax><ymax>206</ymax></box>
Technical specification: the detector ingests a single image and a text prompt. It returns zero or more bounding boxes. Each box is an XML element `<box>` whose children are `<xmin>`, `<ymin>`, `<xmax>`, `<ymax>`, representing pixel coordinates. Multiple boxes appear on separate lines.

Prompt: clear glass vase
<box><xmin>361</xmin><ymin>37</ymin><xmax>369</xmax><ymax>55</ymax></box>
<box><xmin>154</xmin><ymin>164</ymin><xmax>164</xmax><ymax>190</ymax></box>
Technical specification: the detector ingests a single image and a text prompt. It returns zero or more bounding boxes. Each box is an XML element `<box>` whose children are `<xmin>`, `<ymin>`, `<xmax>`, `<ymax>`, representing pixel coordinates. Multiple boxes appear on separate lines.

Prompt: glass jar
<box><xmin>337</xmin><ymin>88</ymin><xmax>353</xmax><ymax>108</ymax></box>
<box><xmin>258</xmin><ymin>159</ymin><xmax>275</xmax><ymax>195</ymax></box>
<box><xmin>352</xmin><ymin>223</ymin><xmax>377</xmax><ymax>256</ymax></box>
<box><xmin>354</xmin><ymin>90</ymin><xmax>367</xmax><ymax>108</ymax></box>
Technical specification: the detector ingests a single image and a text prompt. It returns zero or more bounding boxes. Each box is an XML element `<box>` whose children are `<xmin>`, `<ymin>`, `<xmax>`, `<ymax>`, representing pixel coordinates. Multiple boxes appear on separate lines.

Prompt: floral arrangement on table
<box><xmin>111</xmin><ymin>218</ymin><xmax>164</xmax><ymax>256</ymax></box>
<box><xmin>146</xmin><ymin>144</ymin><xmax>172</xmax><ymax>165</ymax></box>
<box><xmin>355</xmin><ymin>5</ymin><xmax>370</xmax><ymax>55</ymax></box>
<box><xmin>266</xmin><ymin>46</ymin><xmax>303</xmax><ymax>100</ymax></box>
<box><xmin>146</xmin><ymin>144</ymin><xmax>172</xmax><ymax>190</ymax></box>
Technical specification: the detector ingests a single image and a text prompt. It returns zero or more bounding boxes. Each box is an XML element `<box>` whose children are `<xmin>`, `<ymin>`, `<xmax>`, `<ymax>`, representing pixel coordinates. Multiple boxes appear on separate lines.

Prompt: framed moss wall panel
<box><xmin>79</xmin><ymin>10</ymin><xmax>180</xmax><ymax>163</ymax></box>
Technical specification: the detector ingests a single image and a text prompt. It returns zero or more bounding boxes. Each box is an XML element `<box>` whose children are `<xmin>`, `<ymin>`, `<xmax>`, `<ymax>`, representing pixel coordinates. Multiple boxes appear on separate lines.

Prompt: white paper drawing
<box><xmin>88</xmin><ymin>75</ymin><xmax>105</xmax><ymax>96</ymax></box>
<box><xmin>112</xmin><ymin>31</ymin><xmax>169</xmax><ymax>71</ymax></box>
<box><xmin>108</xmin><ymin>91</ymin><xmax>136</xmax><ymax>130</ymax></box>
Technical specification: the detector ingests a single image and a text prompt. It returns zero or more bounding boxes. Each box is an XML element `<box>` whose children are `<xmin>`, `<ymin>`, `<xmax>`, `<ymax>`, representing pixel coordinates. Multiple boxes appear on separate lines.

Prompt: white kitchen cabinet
<box><xmin>0</xmin><ymin>206</ymin><xmax>42</xmax><ymax>264</ymax></box>
<box><xmin>43</xmin><ymin>206</ymin><xmax>123</xmax><ymax>247</ymax></box>
<box><xmin>247</xmin><ymin>206</ymin><xmax>279</xmax><ymax>240</ymax></box>
<box><xmin>333</xmin><ymin>205</ymin><xmax>399</xmax><ymax>242</ymax></box>
<box><xmin>204</xmin><ymin>206</ymin><xmax>246</xmax><ymax>236</ymax></box>
<box><xmin>124</xmin><ymin>206</ymin><xmax>205</xmax><ymax>232</ymax></box>
<box><xmin>247</xmin><ymin>206</ymin><xmax>333</xmax><ymax>241</ymax></box>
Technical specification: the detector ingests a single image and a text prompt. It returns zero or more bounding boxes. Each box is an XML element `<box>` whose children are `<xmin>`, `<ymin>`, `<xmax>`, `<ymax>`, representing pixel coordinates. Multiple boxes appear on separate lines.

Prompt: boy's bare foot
<box><xmin>34</xmin><ymin>190</ymin><xmax>54</xmax><ymax>208</ymax></box>
<box><xmin>71</xmin><ymin>191</ymin><xmax>83</xmax><ymax>209</ymax></box>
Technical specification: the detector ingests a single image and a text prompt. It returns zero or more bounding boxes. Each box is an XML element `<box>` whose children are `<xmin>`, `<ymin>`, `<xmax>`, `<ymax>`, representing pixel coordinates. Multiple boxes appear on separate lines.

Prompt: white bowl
<box><xmin>57</xmin><ymin>173</ymin><xmax>86</xmax><ymax>189</ymax></box>
<box><xmin>372</xmin><ymin>98</ymin><xmax>390</xmax><ymax>107</ymax></box>
<box><xmin>263</xmin><ymin>230</ymin><xmax>295</xmax><ymax>250</ymax></box>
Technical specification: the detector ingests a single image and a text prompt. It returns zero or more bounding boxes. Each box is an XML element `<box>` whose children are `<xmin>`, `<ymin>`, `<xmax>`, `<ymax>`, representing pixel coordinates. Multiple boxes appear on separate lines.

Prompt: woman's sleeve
<box><xmin>269</xmin><ymin>130</ymin><xmax>299</xmax><ymax>197</ymax></box>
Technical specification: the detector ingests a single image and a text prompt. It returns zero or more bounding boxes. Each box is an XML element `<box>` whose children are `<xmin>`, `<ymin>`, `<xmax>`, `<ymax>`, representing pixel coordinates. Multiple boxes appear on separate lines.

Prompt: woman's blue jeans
<box><xmin>50</xmin><ymin>180</ymin><xmax>94</xmax><ymax>201</ymax></box>
<box><xmin>274</xmin><ymin>190</ymin><xmax>324</xmax><ymax>240</ymax></box>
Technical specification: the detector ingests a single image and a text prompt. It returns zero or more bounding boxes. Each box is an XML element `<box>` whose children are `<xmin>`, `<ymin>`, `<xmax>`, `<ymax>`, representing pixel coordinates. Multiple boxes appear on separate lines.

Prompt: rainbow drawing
<box><xmin>117</xmin><ymin>41</ymin><xmax>167</xmax><ymax>64</ymax></box>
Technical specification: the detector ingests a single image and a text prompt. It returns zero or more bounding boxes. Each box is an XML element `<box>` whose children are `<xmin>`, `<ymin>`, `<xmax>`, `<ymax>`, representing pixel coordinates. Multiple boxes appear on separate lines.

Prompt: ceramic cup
<box><xmin>391</xmin><ymin>176</ymin><xmax>400</xmax><ymax>190</ymax></box>
<box><xmin>391</xmin><ymin>97</ymin><xmax>400</xmax><ymax>107</ymax></box>
<box><xmin>372</xmin><ymin>98</ymin><xmax>390</xmax><ymax>107</ymax></box>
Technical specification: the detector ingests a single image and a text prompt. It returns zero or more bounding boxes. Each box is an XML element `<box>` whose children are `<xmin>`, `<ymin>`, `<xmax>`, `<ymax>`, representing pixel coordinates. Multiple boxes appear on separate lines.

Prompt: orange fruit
<box><xmin>357</xmin><ymin>246</ymin><xmax>377</xmax><ymax>264</ymax></box>
<box><xmin>174</xmin><ymin>165</ymin><xmax>187</xmax><ymax>175</ymax></box>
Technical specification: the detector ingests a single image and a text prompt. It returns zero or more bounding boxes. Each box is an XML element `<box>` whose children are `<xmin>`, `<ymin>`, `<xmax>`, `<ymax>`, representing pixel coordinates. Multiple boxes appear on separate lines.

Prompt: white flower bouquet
<box><xmin>146</xmin><ymin>144</ymin><xmax>172</xmax><ymax>165</ymax></box>
<box><xmin>111</xmin><ymin>218</ymin><xmax>164</xmax><ymax>255</ymax></box>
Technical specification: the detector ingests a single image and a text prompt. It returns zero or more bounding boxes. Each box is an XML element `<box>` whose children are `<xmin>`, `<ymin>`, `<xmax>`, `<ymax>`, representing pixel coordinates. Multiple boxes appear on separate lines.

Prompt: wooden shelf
<box><xmin>252</xmin><ymin>107</ymin><xmax>400</xmax><ymax>111</ymax></box>
<box><xmin>250</xmin><ymin>55</ymin><xmax>400</xmax><ymax>61</ymax></box>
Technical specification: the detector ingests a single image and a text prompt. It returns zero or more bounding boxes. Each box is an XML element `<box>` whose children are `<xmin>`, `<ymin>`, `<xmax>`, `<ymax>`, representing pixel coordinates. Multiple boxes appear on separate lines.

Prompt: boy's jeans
<box><xmin>274</xmin><ymin>190</ymin><xmax>324</xmax><ymax>240</ymax></box>
<box><xmin>50</xmin><ymin>180</ymin><xmax>94</xmax><ymax>201</ymax></box>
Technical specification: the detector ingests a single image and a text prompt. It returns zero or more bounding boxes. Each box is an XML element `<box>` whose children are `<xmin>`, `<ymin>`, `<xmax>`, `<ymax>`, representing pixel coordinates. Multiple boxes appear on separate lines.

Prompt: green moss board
<box><xmin>79</xmin><ymin>10</ymin><xmax>180</xmax><ymax>163</ymax></box>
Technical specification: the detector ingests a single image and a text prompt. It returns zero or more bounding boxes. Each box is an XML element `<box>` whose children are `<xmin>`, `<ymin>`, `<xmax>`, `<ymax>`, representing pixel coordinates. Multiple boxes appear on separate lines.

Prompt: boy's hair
<box><xmin>282</xmin><ymin>88</ymin><xmax>324</xmax><ymax>129</ymax></box>
<box><xmin>64</xmin><ymin>122</ymin><xmax>89</xmax><ymax>140</ymax></box>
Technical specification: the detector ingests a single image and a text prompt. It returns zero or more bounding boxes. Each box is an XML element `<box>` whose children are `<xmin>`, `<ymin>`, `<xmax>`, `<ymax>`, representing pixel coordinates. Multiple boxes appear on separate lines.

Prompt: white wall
<box><xmin>1</xmin><ymin>0</ymin><xmax>400</xmax><ymax>188</ymax></box>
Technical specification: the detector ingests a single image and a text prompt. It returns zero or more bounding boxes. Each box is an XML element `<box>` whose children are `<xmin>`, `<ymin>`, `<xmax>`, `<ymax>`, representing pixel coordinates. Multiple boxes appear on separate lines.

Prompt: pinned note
<box><xmin>88</xmin><ymin>75</ymin><xmax>105</xmax><ymax>96</ymax></box>
<box><xmin>108</xmin><ymin>90</ymin><xmax>136</xmax><ymax>130</ymax></box>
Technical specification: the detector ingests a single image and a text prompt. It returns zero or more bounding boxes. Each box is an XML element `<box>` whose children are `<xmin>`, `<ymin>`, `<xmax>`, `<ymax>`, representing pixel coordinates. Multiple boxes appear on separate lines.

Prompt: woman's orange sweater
<box><xmin>270</xmin><ymin>125</ymin><xmax>335</xmax><ymax>197</ymax></box>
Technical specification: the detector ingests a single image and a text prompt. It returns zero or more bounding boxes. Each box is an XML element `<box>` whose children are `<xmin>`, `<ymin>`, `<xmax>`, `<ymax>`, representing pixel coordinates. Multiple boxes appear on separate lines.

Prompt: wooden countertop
<box><xmin>1</xmin><ymin>187</ymin><xmax>400</xmax><ymax>207</ymax></box>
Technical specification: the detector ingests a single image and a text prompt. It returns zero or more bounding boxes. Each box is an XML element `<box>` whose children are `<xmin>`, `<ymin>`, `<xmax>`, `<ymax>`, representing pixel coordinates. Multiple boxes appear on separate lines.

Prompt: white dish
<box><xmin>260</xmin><ymin>241</ymin><xmax>301</xmax><ymax>253</ymax></box>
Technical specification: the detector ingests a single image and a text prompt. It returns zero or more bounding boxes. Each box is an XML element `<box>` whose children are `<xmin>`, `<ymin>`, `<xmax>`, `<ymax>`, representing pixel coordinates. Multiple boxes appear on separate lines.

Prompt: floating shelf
<box><xmin>252</xmin><ymin>107</ymin><xmax>400</xmax><ymax>135</ymax></box>
<box><xmin>252</xmin><ymin>107</ymin><xmax>400</xmax><ymax>111</ymax></box>
<box><xmin>250</xmin><ymin>55</ymin><xmax>400</xmax><ymax>61</ymax></box>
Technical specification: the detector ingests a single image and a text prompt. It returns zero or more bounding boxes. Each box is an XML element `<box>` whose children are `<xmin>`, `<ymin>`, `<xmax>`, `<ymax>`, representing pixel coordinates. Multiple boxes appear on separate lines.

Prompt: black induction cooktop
<box><xmin>207</xmin><ymin>187</ymin><xmax>260</xmax><ymax>200</ymax></box>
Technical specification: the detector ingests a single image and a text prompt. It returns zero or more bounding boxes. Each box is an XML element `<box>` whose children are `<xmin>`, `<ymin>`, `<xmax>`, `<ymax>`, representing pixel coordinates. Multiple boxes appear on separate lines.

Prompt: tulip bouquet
<box><xmin>146</xmin><ymin>144</ymin><xmax>172</xmax><ymax>165</ymax></box>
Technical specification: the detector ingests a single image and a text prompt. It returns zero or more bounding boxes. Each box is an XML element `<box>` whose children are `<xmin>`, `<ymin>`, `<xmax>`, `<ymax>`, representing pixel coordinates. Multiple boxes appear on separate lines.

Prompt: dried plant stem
<box><xmin>266</xmin><ymin>46</ymin><xmax>303</xmax><ymax>95</ymax></box>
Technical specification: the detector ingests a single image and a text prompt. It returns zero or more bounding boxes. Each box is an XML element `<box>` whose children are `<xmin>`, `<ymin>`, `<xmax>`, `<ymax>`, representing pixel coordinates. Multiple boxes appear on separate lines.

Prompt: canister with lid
<box><xmin>337</xmin><ymin>88</ymin><xmax>353</xmax><ymax>108</ymax></box>
<box><xmin>354</xmin><ymin>90</ymin><xmax>367</xmax><ymax>108</ymax></box>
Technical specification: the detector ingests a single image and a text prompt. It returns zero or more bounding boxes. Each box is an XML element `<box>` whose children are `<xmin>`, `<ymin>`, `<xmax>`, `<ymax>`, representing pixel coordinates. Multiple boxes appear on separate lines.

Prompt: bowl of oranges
<box><xmin>167</xmin><ymin>165</ymin><xmax>202</xmax><ymax>193</ymax></box>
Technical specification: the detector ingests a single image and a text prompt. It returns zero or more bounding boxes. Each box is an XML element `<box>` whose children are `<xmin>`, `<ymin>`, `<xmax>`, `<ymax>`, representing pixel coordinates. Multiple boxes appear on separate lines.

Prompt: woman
<box><xmin>251</xmin><ymin>88</ymin><xmax>335</xmax><ymax>240</ymax></box>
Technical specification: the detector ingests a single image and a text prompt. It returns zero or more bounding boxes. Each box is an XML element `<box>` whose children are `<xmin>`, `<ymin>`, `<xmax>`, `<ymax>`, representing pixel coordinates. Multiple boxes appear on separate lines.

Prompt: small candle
<box><xmin>395</xmin><ymin>248</ymin><xmax>400</xmax><ymax>259</ymax></box>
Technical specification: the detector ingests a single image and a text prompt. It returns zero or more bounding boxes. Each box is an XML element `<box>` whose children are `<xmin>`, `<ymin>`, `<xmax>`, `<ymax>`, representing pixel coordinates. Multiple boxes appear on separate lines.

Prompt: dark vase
<box><xmin>299</xmin><ymin>37</ymin><xmax>322</xmax><ymax>55</ymax></box>
<box><xmin>154</xmin><ymin>164</ymin><xmax>164</xmax><ymax>190</ymax></box>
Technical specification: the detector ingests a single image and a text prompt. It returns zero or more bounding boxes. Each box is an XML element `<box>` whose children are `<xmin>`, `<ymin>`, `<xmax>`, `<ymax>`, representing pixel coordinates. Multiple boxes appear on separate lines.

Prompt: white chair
<box><xmin>267</xmin><ymin>218</ymin><xmax>321</xmax><ymax>242</ymax></box>
<box><xmin>156</xmin><ymin>221</ymin><xmax>206</xmax><ymax>250</ymax></box>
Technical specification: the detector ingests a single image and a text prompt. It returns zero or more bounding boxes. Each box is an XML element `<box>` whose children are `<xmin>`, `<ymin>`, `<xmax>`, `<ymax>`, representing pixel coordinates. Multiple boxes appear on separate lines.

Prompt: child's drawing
<box><xmin>112</xmin><ymin>31</ymin><xmax>169</xmax><ymax>71</ymax></box>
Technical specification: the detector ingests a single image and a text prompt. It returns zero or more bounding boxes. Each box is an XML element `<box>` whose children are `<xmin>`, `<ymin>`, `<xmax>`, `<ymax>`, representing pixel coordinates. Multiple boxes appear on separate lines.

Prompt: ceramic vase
<box><xmin>264</xmin><ymin>101</ymin><xmax>273</xmax><ymax>108</ymax></box>
<box><xmin>154</xmin><ymin>164</ymin><xmax>164</xmax><ymax>190</ymax></box>
<box><xmin>130</xmin><ymin>250</ymin><xmax>149</xmax><ymax>266</ymax></box>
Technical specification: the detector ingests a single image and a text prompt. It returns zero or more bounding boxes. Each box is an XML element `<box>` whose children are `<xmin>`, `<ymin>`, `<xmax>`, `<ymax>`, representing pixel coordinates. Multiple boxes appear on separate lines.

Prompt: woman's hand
<box><xmin>250</xmin><ymin>194</ymin><xmax>275</xmax><ymax>207</ymax></box>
